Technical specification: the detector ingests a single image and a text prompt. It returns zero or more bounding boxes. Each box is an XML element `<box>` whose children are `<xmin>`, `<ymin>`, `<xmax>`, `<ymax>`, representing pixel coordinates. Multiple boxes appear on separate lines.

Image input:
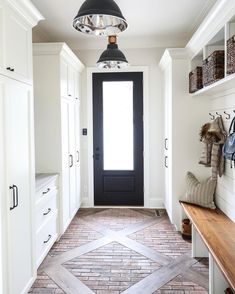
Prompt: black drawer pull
<box><xmin>10</xmin><ymin>68</ymin><xmax>14</xmax><ymax>72</ymax></box>
<box><xmin>9</xmin><ymin>185</ymin><xmax>16</xmax><ymax>210</ymax></box>
<box><xmin>43</xmin><ymin>234</ymin><xmax>52</xmax><ymax>244</ymax></box>
<box><xmin>9</xmin><ymin>185</ymin><xmax>19</xmax><ymax>210</ymax></box>
<box><xmin>42</xmin><ymin>188</ymin><xmax>50</xmax><ymax>195</ymax></box>
<box><xmin>164</xmin><ymin>156</ymin><xmax>168</xmax><ymax>168</ymax></box>
<box><xmin>77</xmin><ymin>151</ymin><xmax>79</xmax><ymax>163</ymax></box>
<box><xmin>164</xmin><ymin>138</ymin><xmax>168</xmax><ymax>150</ymax></box>
<box><xmin>6</xmin><ymin>67</ymin><xmax>11</xmax><ymax>71</ymax></box>
<box><xmin>43</xmin><ymin>208</ymin><xmax>51</xmax><ymax>216</ymax></box>
<box><xmin>69</xmin><ymin>154</ymin><xmax>73</xmax><ymax>167</ymax></box>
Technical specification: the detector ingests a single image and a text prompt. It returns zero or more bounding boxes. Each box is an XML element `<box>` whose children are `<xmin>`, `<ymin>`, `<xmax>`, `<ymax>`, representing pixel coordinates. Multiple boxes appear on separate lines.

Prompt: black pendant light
<box><xmin>73</xmin><ymin>0</ymin><xmax>128</xmax><ymax>36</ymax></box>
<box><xmin>97</xmin><ymin>36</ymin><xmax>128</xmax><ymax>69</ymax></box>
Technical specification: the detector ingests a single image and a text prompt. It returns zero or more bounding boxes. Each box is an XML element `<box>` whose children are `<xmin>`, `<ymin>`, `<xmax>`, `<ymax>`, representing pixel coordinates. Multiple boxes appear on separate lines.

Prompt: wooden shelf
<box><xmin>191</xmin><ymin>72</ymin><xmax>235</xmax><ymax>97</ymax></box>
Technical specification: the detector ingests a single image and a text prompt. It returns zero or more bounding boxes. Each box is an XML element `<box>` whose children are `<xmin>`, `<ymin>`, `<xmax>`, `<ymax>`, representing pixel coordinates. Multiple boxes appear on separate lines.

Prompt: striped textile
<box><xmin>183</xmin><ymin>172</ymin><xmax>216</xmax><ymax>209</ymax></box>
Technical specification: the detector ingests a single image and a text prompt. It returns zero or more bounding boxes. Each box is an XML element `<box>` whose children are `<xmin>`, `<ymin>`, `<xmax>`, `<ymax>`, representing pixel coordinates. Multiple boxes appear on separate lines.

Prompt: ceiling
<box><xmin>31</xmin><ymin>0</ymin><xmax>218</xmax><ymax>50</ymax></box>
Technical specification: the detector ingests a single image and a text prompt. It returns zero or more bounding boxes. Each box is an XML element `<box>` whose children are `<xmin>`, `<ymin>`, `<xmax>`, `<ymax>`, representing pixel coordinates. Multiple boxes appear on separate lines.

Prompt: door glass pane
<box><xmin>103</xmin><ymin>81</ymin><xmax>134</xmax><ymax>170</ymax></box>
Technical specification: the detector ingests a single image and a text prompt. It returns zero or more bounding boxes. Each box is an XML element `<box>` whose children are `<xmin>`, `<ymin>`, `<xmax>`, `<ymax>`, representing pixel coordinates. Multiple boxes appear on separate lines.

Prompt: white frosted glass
<box><xmin>103</xmin><ymin>81</ymin><xmax>134</xmax><ymax>170</ymax></box>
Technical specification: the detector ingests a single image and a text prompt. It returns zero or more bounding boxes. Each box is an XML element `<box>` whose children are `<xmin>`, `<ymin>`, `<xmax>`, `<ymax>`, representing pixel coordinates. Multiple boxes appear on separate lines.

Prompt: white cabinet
<box><xmin>159</xmin><ymin>49</ymin><xmax>210</xmax><ymax>230</ymax></box>
<box><xmin>0</xmin><ymin>76</ymin><xmax>35</xmax><ymax>294</ymax></box>
<box><xmin>33</xmin><ymin>43</ymin><xmax>84</xmax><ymax>234</ymax></box>
<box><xmin>0</xmin><ymin>1</ymin><xmax>43</xmax><ymax>294</ymax></box>
<box><xmin>0</xmin><ymin>1</ymin><xmax>42</xmax><ymax>84</ymax></box>
<box><xmin>35</xmin><ymin>174</ymin><xmax>59</xmax><ymax>267</ymax></box>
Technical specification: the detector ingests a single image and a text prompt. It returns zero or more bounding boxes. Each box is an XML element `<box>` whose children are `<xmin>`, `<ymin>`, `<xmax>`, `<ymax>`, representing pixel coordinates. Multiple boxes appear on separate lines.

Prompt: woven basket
<box><xmin>227</xmin><ymin>35</ymin><xmax>235</xmax><ymax>75</ymax></box>
<box><xmin>189</xmin><ymin>67</ymin><xmax>203</xmax><ymax>93</ymax></box>
<box><xmin>202</xmin><ymin>50</ymin><xmax>225</xmax><ymax>87</ymax></box>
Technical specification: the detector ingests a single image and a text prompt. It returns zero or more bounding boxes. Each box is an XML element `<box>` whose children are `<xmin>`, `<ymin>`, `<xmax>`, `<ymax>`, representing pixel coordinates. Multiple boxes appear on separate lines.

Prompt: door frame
<box><xmin>86</xmin><ymin>66</ymin><xmax>150</xmax><ymax>207</ymax></box>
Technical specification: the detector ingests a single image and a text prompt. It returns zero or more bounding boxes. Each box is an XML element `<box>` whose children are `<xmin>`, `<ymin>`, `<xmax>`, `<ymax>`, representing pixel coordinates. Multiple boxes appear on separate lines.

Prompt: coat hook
<box><xmin>209</xmin><ymin>112</ymin><xmax>215</xmax><ymax>120</ymax></box>
<box><xmin>216</xmin><ymin>112</ymin><xmax>222</xmax><ymax>117</ymax></box>
<box><xmin>224</xmin><ymin>111</ymin><xmax>230</xmax><ymax>120</ymax></box>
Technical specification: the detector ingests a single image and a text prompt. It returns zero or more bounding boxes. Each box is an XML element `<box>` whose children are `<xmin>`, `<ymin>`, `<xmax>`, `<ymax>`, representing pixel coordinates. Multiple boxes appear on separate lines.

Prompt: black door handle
<box><xmin>77</xmin><ymin>151</ymin><xmax>79</xmax><ymax>163</ymax></box>
<box><xmin>164</xmin><ymin>138</ymin><xmax>168</xmax><ymax>150</ymax></box>
<box><xmin>93</xmin><ymin>153</ymin><xmax>100</xmax><ymax>160</ymax></box>
<box><xmin>9</xmin><ymin>185</ymin><xmax>15</xmax><ymax>210</ymax></box>
<box><xmin>164</xmin><ymin>156</ymin><xmax>168</xmax><ymax>168</ymax></box>
<box><xmin>69</xmin><ymin>154</ymin><xmax>73</xmax><ymax>167</ymax></box>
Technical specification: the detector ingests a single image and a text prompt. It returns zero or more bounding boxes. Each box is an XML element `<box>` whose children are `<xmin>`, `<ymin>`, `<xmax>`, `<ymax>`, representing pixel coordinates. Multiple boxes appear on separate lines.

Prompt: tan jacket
<box><xmin>199</xmin><ymin>117</ymin><xmax>227</xmax><ymax>179</ymax></box>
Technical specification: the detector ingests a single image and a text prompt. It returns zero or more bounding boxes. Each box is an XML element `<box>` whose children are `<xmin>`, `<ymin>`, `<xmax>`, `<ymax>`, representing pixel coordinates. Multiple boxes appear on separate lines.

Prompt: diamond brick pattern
<box><xmin>29</xmin><ymin>208</ymin><xmax>209</xmax><ymax>294</ymax></box>
<box><xmin>63</xmin><ymin>242</ymin><xmax>161</xmax><ymax>293</ymax></box>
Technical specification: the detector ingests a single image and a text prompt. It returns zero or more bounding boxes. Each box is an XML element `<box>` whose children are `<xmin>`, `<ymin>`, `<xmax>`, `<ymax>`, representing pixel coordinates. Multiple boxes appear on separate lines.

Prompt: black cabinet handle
<box><xmin>9</xmin><ymin>185</ymin><xmax>18</xmax><ymax>210</ymax></box>
<box><xmin>9</xmin><ymin>185</ymin><xmax>15</xmax><ymax>210</ymax></box>
<box><xmin>42</xmin><ymin>188</ymin><xmax>50</xmax><ymax>195</ymax></box>
<box><xmin>164</xmin><ymin>138</ymin><xmax>168</xmax><ymax>150</ymax></box>
<box><xmin>13</xmin><ymin>185</ymin><xmax>19</xmax><ymax>208</ymax></box>
<box><xmin>68</xmin><ymin>94</ymin><xmax>72</xmax><ymax>97</ymax></box>
<box><xmin>43</xmin><ymin>234</ymin><xmax>52</xmax><ymax>244</ymax></box>
<box><xmin>43</xmin><ymin>208</ymin><xmax>51</xmax><ymax>216</ymax></box>
<box><xmin>6</xmin><ymin>67</ymin><xmax>14</xmax><ymax>72</ymax></box>
<box><xmin>164</xmin><ymin>156</ymin><xmax>168</xmax><ymax>168</ymax></box>
<box><xmin>69</xmin><ymin>154</ymin><xmax>73</xmax><ymax>167</ymax></box>
<box><xmin>77</xmin><ymin>151</ymin><xmax>79</xmax><ymax>163</ymax></box>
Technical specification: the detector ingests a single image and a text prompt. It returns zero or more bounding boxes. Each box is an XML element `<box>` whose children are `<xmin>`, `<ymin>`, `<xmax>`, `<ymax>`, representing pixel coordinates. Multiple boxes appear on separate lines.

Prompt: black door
<box><xmin>93</xmin><ymin>72</ymin><xmax>144</xmax><ymax>206</ymax></box>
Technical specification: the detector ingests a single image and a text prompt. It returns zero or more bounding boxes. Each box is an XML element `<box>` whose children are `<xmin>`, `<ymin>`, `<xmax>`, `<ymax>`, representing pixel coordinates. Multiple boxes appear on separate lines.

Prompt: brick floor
<box><xmin>29</xmin><ymin>208</ymin><xmax>209</xmax><ymax>294</ymax></box>
<box><xmin>129</xmin><ymin>212</ymin><xmax>191</xmax><ymax>259</ymax></box>
<box><xmin>153</xmin><ymin>274</ymin><xmax>208</xmax><ymax>294</ymax></box>
<box><xmin>49</xmin><ymin>216</ymin><xmax>103</xmax><ymax>256</ymax></box>
<box><xmin>63</xmin><ymin>242</ymin><xmax>161</xmax><ymax>293</ymax></box>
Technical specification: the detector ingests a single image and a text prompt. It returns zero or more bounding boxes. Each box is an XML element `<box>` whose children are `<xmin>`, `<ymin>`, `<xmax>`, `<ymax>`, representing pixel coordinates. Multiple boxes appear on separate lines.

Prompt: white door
<box><xmin>4</xmin><ymin>6</ymin><xmax>31</xmax><ymax>81</ymax></box>
<box><xmin>5</xmin><ymin>79</ymin><xmax>34</xmax><ymax>294</ymax></box>
<box><xmin>61</xmin><ymin>98</ymin><xmax>71</xmax><ymax>230</ymax></box>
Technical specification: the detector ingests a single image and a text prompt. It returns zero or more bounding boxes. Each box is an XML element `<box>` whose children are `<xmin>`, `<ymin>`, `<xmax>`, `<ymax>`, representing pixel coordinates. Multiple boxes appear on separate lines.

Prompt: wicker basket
<box><xmin>227</xmin><ymin>35</ymin><xmax>235</xmax><ymax>75</ymax></box>
<box><xmin>189</xmin><ymin>67</ymin><xmax>203</xmax><ymax>93</ymax></box>
<box><xmin>202</xmin><ymin>50</ymin><xmax>225</xmax><ymax>87</ymax></box>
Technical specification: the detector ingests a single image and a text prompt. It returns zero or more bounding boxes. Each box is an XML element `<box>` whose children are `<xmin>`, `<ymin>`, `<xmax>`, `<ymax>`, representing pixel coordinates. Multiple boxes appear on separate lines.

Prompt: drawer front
<box><xmin>36</xmin><ymin>214</ymin><xmax>57</xmax><ymax>264</ymax></box>
<box><xmin>36</xmin><ymin>191</ymin><xmax>57</xmax><ymax>230</ymax></box>
<box><xmin>36</xmin><ymin>178</ymin><xmax>57</xmax><ymax>203</ymax></box>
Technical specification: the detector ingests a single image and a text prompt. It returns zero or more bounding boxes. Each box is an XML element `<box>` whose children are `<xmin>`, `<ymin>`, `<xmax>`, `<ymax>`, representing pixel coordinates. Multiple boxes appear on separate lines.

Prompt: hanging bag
<box><xmin>223</xmin><ymin>116</ymin><xmax>235</xmax><ymax>167</ymax></box>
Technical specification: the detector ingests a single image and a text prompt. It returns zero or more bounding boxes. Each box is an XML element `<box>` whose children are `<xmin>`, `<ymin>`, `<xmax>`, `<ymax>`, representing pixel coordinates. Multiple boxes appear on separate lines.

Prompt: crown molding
<box><xmin>33</xmin><ymin>42</ymin><xmax>85</xmax><ymax>71</ymax></box>
<box><xmin>159</xmin><ymin>48</ymin><xmax>189</xmax><ymax>71</ymax></box>
<box><xmin>186</xmin><ymin>0</ymin><xmax>235</xmax><ymax>58</ymax></box>
<box><xmin>4</xmin><ymin>0</ymin><xmax>44</xmax><ymax>27</ymax></box>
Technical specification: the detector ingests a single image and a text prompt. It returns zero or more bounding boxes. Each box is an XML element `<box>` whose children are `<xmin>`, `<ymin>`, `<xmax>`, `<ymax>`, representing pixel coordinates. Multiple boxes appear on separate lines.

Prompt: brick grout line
<box><xmin>182</xmin><ymin>268</ymin><xmax>209</xmax><ymax>290</ymax></box>
<box><xmin>121</xmin><ymin>253</ymin><xmax>198</xmax><ymax>294</ymax></box>
<box><xmin>45</xmin><ymin>264</ymin><xmax>95</xmax><ymax>294</ymax></box>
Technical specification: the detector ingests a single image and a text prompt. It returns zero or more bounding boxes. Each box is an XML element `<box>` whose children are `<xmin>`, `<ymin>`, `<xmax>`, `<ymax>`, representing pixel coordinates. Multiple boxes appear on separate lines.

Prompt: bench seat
<box><xmin>181</xmin><ymin>202</ymin><xmax>235</xmax><ymax>291</ymax></box>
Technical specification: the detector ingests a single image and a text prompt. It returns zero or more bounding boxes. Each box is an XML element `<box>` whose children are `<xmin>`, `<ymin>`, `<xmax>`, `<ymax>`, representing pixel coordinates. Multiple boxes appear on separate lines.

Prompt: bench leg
<box><xmin>192</xmin><ymin>224</ymin><xmax>209</xmax><ymax>258</ymax></box>
<box><xmin>209</xmin><ymin>253</ymin><xmax>229</xmax><ymax>294</ymax></box>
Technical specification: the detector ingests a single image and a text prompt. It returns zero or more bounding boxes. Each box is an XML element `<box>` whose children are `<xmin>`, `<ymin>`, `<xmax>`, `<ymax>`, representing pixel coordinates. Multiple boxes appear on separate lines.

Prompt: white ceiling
<box><xmin>32</xmin><ymin>0</ymin><xmax>218</xmax><ymax>50</ymax></box>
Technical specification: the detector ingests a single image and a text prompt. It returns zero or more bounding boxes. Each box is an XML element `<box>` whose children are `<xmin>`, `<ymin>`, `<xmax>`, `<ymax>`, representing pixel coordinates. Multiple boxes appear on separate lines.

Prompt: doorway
<box><xmin>93</xmin><ymin>72</ymin><xmax>144</xmax><ymax>206</ymax></box>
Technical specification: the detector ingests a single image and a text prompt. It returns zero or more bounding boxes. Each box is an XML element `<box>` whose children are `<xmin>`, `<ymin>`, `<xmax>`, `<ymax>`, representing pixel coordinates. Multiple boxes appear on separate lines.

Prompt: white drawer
<box><xmin>36</xmin><ymin>191</ymin><xmax>57</xmax><ymax>231</ymax></box>
<box><xmin>36</xmin><ymin>178</ymin><xmax>57</xmax><ymax>203</ymax></box>
<box><xmin>36</xmin><ymin>213</ymin><xmax>58</xmax><ymax>266</ymax></box>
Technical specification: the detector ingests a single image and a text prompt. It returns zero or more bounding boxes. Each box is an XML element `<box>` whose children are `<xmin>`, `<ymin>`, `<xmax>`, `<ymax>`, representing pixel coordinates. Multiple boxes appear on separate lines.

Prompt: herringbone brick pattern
<box><xmin>29</xmin><ymin>209</ymin><xmax>209</xmax><ymax>294</ymax></box>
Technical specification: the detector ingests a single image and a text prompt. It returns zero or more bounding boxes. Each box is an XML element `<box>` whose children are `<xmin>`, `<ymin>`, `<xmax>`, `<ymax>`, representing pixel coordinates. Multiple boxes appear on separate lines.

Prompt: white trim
<box><xmin>86</xmin><ymin>66</ymin><xmax>150</xmax><ymax>207</ymax></box>
<box><xmin>186</xmin><ymin>0</ymin><xmax>235</xmax><ymax>58</ymax></box>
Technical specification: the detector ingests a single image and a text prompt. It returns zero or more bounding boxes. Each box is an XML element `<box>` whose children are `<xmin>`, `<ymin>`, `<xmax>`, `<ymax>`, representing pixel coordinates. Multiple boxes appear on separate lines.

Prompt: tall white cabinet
<box><xmin>0</xmin><ymin>1</ymin><xmax>43</xmax><ymax>293</ymax></box>
<box><xmin>159</xmin><ymin>49</ymin><xmax>210</xmax><ymax>230</ymax></box>
<box><xmin>33</xmin><ymin>43</ymin><xmax>84</xmax><ymax>234</ymax></box>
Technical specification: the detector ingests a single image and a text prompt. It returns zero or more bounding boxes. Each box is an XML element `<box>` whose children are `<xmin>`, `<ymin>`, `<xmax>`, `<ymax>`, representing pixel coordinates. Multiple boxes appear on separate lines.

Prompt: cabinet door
<box><xmin>60</xmin><ymin>59</ymin><xmax>69</xmax><ymax>98</ymax></box>
<box><xmin>75</xmin><ymin>98</ymin><xmax>81</xmax><ymax>209</ymax></box>
<box><xmin>61</xmin><ymin>99</ymin><xmax>71</xmax><ymax>230</ymax></box>
<box><xmin>68</xmin><ymin>101</ymin><xmax>77</xmax><ymax>217</ymax></box>
<box><xmin>2</xmin><ymin>5</ymin><xmax>31</xmax><ymax>82</ymax></box>
<box><xmin>5</xmin><ymin>80</ymin><xmax>34</xmax><ymax>294</ymax></box>
<box><xmin>67</xmin><ymin>66</ymin><xmax>76</xmax><ymax>98</ymax></box>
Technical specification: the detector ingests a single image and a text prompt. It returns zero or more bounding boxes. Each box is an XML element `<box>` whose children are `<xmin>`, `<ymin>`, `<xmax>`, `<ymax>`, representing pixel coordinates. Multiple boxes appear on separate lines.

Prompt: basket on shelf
<box><xmin>227</xmin><ymin>35</ymin><xmax>235</xmax><ymax>75</ymax></box>
<box><xmin>202</xmin><ymin>50</ymin><xmax>225</xmax><ymax>87</ymax></box>
<box><xmin>189</xmin><ymin>66</ymin><xmax>203</xmax><ymax>93</ymax></box>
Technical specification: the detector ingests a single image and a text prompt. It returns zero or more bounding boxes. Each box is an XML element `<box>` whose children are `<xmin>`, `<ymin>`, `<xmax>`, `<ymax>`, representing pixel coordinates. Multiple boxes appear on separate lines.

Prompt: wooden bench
<box><xmin>181</xmin><ymin>202</ymin><xmax>235</xmax><ymax>294</ymax></box>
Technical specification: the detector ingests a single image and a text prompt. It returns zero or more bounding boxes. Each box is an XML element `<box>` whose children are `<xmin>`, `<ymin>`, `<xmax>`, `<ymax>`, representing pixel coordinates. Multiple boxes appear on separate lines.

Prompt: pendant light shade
<box><xmin>73</xmin><ymin>0</ymin><xmax>128</xmax><ymax>36</ymax></box>
<box><xmin>97</xmin><ymin>36</ymin><xmax>128</xmax><ymax>69</ymax></box>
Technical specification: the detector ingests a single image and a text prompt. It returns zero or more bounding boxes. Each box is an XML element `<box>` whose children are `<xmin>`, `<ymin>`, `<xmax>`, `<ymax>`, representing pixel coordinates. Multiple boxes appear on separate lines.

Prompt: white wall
<box><xmin>73</xmin><ymin>47</ymin><xmax>166</xmax><ymax>208</ymax></box>
<box><xmin>209</xmin><ymin>92</ymin><xmax>235</xmax><ymax>221</ymax></box>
